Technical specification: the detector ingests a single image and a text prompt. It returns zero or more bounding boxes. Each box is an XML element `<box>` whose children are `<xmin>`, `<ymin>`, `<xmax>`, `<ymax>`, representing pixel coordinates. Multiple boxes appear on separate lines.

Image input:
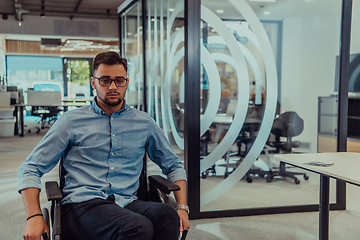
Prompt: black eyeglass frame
<box><xmin>93</xmin><ymin>76</ymin><xmax>128</xmax><ymax>87</ymax></box>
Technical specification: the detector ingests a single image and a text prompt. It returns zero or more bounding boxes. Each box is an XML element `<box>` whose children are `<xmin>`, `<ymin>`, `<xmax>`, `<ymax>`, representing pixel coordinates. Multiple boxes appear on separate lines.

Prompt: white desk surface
<box><xmin>274</xmin><ymin>152</ymin><xmax>360</xmax><ymax>186</ymax></box>
<box><xmin>212</xmin><ymin>116</ymin><xmax>261</xmax><ymax>125</ymax></box>
<box><xmin>62</xmin><ymin>97</ymin><xmax>93</xmax><ymax>102</ymax></box>
<box><xmin>212</xmin><ymin>116</ymin><xmax>233</xmax><ymax>124</ymax></box>
<box><xmin>15</xmin><ymin>102</ymin><xmax>88</xmax><ymax>107</ymax></box>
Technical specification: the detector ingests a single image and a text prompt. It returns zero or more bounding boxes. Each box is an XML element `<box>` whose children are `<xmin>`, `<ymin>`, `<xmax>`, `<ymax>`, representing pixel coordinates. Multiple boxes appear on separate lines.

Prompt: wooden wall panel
<box><xmin>5</xmin><ymin>40</ymin><xmax>119</xmax><ymax>56</ymax></box>
<box><xmin>318</xmin><ymin>134</ymin><xmax>360</xmax><ymax>153</ymax></box>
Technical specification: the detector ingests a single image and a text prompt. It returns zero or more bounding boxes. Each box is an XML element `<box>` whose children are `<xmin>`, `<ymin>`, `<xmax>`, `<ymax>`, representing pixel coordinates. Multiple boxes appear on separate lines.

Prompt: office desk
<box><xmin>14</xmin><ymin>102</ymin><xmax>89</xmax><ymax>137</ymax></box>
<box><xmin>274</xmin><ymin>152</ymin><xmax>360</xmax><ymax>240</ymax></box>
<box><xmin>62</xmin><ymin>97</ymin><xmax>93</xmax><ymax>106</ymax></box>
<box><xmin>212</xmin><ymin>116</ymin><xmax>261</xmax><ymax>144</ymax></box>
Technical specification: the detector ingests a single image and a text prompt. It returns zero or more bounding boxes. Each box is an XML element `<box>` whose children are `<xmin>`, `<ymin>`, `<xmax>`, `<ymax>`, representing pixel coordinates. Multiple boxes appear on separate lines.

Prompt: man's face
<box><xmin>91</xmin><ymin>63</ymin><xmax>128</xmax><ymax>107</ymax></box>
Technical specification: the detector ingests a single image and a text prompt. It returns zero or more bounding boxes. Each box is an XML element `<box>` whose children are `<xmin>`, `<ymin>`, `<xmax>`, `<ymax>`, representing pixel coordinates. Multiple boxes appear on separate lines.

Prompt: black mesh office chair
<box><xmin>41</xmin><ymin>157</ymin><xmax>187</xmax><ymax>240</ymax></box>
<box><xmin>31</xmin><ymin>106</ymin><xmax>59</xmax><ymax>129</ymax></box>
<box><xmin>265</xmin><ymin>111</ymin><xmax>309</xmax><ymax>184</ymax></box>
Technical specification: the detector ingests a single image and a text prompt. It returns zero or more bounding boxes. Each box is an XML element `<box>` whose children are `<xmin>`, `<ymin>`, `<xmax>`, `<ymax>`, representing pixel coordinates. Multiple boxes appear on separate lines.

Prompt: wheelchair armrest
<box><xmin>45</xmin><ymin>181</ymin><xmax>62</xmax><ymax>202</ymax></box>
<box><xmin>148</xmin><ymin>175</ymin><xmax>180</xmax><ymax>195</ymax></box>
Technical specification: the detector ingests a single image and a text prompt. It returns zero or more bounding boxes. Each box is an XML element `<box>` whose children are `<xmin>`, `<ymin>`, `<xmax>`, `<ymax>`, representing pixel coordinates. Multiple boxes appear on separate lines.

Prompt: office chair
<box><xmin>265</xmin><ymin>111</ymin><xmax>309</xmax><ymax>184</ymax></box>
<box><xmin>200</xmin><ymin>129</ymin><xmax>217</xmax><ymax>179</ymax></box>
<box><xmin>220</xmin><ymin>122</ymin><xmax>269</xmax><ymax>183</ymax></box>
<box><xmin>219</xmin><ymin>126</ymin><xmax>253</xmax><ymax>181</ymax></box>
<box><xmin>31</xmin><ymin>106</ymin><xmax>59</xmax><ymax>129</ymax></box>
<box><xmin>41</xmin><ymin>157</ymin><xmax>188</xmax><ymax>240</ymax></box>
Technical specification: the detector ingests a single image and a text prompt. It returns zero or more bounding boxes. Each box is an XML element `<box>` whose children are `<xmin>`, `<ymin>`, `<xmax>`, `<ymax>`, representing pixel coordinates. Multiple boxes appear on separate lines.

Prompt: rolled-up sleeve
<box><xmin>17</xmin><ymin>114</ymin><xmax>72</xmax><ymax>193</ymax></box>
<box><xmin>146</xmin><ymin>118</ymin><xmax>187</xmax><ymax>183</ymax></box>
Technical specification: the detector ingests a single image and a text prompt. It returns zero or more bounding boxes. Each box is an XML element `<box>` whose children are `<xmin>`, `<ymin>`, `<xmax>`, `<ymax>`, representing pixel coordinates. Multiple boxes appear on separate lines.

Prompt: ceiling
<box><xmin>0</xmin><ymin>0</ymin><xmax>125</xmax><ymax>20</ymax></box>
<box><xmin>0</xmin><ymin>0</ymin><xmax>343</xmax><ymax>47</ymax></box>
<box><xmin>0</xmin><ymin>0</ymin><xmax>342</xmax><ymax>21</ymax></box>
<box><xmin>0</xmin><ymin>0</ymin><xmax>126</xmax><ymax>53</ymax></box>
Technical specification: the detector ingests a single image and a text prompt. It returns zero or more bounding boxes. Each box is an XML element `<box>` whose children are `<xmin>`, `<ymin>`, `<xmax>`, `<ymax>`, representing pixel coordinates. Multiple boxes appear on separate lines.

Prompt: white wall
<box><xmin>281</xmin><ymin>14</ymin><xmax>342</xmax><ymax>152</ymax></box>
<box><xmin>351</xmin><ymin>0</ymin><xmax>360</xmax><ymax>54</ymax></box>
<box><xmin>280</xmin><ymin>0</ymin><xmax>360</xmax><ymax>152</ymax></box>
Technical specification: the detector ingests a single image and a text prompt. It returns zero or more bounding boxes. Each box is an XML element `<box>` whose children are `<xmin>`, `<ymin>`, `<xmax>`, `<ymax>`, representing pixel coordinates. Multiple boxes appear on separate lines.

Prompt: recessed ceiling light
<box><xmin>216</xmin><ymin>10</ymin><xmax>224</xmax><ymax>14</ymax></box>
<box><xmin>264</xmin><ymin>11</ymin><xmax>271</xmax><ymax>15</ymax></box>
<box><xmin>60</xmin><ymin>48</ymin><xmax>75</xmax><ymax>51</ymax></box>
<box><xmin>169</xmin><ymin>8</ymin><xmax>174</xmax><ymax>12</ymax></box>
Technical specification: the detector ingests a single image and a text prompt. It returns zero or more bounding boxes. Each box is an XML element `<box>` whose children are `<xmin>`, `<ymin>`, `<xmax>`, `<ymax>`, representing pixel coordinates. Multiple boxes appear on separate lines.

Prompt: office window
<box><xmin>65</xmin><ymin>58</ymin><xmax>92</xmax><ymax>98</ymax></box>
<box><xmin>6</xmin><ymin>56</ymin><xmax>64</xmax><ymax>102</ymax></box>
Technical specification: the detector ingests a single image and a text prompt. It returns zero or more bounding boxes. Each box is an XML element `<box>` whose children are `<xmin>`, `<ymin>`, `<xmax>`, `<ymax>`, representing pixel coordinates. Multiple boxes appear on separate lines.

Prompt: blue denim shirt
<box><xmin>17</xmin><ymin>98</ymin><xmax>187</xmax><ymax>207</ymax></box>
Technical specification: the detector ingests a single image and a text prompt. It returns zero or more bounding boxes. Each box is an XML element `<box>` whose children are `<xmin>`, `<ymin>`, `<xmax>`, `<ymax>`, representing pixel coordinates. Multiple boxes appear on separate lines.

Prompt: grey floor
<box><xmin>1</xmin><ymin>129</ymin><xmax>360</xmax><ymax>240</ymax></box>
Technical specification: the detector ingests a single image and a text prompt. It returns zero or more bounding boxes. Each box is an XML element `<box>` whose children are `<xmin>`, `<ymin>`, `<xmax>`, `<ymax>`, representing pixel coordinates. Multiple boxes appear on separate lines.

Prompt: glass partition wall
<box><xmin>348</xmin><ymin>0</ymin><xmax>360</xmax><ymax>150</ymax></box>
<box><xmin>118</xmin><ymin>0</ymin><xmax>353</xmax><ymax>220</ymax></box>
<box><xmin>145</xmin><ymin>0</ymin><xmax>185</xmax><ymax>148</ymax></box>
<box><xmin>120</xmin><ymin>2</ymin><xmax>145</xmax><ymax>110</ymax></box>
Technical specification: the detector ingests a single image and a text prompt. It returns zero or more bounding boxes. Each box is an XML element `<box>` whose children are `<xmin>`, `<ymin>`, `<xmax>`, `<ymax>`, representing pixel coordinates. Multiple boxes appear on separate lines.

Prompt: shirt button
<box><xmin>111</xmin><ymin>117</ymin><xmax>114</xmax><ymax>120</ymax></box>
<box><xmin>111</xmin><ymin>152</ymin><xmax>114</xmax><ymax>155</ymax></box>
<box><xmin>111</xmin><ymin>167</ymin><xmax>114</xmax><ymax>170</ymax></box>
<box><xmin>112</xmin><ymin>134</ymin><xmax>115</xmax><ymax>137</ymax></box>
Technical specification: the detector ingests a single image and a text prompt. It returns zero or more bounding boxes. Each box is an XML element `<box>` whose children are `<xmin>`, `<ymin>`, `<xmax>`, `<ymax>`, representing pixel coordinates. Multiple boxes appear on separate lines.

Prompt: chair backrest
<box><xmin>271</xmin><ymin>111</ymin><xmax>304</xmax><ymax>138</ymax></box>
<box><xmin>59</xmin><ymin>158</ymin><xmax>66</xmax><ymax>191</ymax></box>
<box><xmin>137</xmin><ymin>155</ymin><xmax>150</xmax><ymax>201</ymax></box>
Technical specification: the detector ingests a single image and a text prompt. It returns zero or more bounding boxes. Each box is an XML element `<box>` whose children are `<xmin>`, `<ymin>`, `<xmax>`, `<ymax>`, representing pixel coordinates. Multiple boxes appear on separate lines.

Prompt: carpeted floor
<box><xmin>1</xmin><ymin>130</ymin><xmax>360</xmax><ymax>240</ymax></box>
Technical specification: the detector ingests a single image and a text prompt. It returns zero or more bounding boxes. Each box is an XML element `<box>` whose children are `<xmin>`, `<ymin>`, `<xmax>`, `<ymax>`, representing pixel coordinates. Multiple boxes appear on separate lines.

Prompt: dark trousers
<box><xmin>61</xmin><ymin>198</ymin><xmax>180</xmax><ymax>240</ymax></box>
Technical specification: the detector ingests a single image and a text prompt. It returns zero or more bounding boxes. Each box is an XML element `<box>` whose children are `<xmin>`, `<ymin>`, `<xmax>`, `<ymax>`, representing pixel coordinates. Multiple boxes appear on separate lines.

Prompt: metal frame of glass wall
<box><xmin>118</xmin><ymin>0</ymin><xmax>353</xmax><ymax>220</ymax></box>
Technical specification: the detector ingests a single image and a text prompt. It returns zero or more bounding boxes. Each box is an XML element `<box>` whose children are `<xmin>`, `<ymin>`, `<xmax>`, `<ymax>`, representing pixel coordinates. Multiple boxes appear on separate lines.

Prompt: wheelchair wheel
<box><xmin>42</xmin><ymin>208</ymin><xmax>50</xmax><ymax>238</ymax></box>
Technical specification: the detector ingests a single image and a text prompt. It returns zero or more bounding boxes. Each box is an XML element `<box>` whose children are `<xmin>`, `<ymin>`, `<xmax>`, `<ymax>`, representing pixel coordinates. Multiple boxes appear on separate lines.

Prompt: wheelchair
<box><xmin>41</xmin><ymin>157</ymin><xmax>188</xmax><ymax>240</ymax></box>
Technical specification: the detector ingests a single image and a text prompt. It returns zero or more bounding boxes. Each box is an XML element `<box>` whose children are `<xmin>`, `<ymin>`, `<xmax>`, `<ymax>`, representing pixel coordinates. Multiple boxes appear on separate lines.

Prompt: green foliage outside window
<box><xmin>67</xmin><ymin>60</ymin><xmax>90</xmax><ymax>86</ymax></box>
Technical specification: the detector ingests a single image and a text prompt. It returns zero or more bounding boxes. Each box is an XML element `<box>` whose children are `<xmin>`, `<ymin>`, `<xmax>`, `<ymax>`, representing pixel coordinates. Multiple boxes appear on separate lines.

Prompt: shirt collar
<box><xmin>92</xmin><ymin>96</ymin><xmax>128</xmax><ymax>115</ymax></box>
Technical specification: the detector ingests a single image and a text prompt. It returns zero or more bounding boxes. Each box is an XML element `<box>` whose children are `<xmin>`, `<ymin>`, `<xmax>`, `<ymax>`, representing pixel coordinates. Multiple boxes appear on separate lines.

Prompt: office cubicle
<box><xmin>118</xmin><ymin>0</ymin><xmax>354</xmax><ymax>219</ymax></box>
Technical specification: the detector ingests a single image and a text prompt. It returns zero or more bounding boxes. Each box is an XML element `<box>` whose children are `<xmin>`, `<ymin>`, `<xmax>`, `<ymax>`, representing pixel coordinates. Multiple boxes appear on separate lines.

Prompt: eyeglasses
<box><xmin>93</xmin><ymin>76</ymin><xmax>128</xmax><ymax>87</ymax></box>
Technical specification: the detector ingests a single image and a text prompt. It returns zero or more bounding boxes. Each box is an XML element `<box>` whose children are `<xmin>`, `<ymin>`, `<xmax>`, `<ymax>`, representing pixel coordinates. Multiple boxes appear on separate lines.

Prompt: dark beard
<box><xmin>103</xmin><ymin>97</ymin><xmax>123</xmax><ymax>106</ymax></box>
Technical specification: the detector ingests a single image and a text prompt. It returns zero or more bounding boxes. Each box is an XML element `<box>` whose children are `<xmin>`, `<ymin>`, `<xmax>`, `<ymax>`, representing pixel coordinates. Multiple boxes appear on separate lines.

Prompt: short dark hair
<box><xmin>92</xmin><ymin>51</ymin><xmax>128</xmax><ymax>73</ymax></box>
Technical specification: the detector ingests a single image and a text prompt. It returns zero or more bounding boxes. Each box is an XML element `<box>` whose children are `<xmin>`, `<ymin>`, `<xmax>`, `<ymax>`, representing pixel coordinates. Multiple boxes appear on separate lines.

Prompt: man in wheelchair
<box><xmin>18</xmin><ymin>51</ymin><xmax>190</xmax><ymax>240</ymax></box>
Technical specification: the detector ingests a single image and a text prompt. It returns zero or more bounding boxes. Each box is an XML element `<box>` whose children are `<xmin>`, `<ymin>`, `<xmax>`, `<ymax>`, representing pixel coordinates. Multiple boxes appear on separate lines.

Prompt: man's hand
<box><xmin>21</xmin><ymin>188</ymin><xmax>49</xmax><ymax>240</ymax></box>
<box><xmin>173</xmin><ymin>180</ymin><xmax>190</xmax><ymax>234</ymax></box>
<box><xmin>177</xmin><ymin>209</ymin><xmax>190</xmax><ymax>233</ymax></box>
<box><xmin>23</xmin><ymin>215</ymin><xmax>49</xmax><ymax>240</ymax></box>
